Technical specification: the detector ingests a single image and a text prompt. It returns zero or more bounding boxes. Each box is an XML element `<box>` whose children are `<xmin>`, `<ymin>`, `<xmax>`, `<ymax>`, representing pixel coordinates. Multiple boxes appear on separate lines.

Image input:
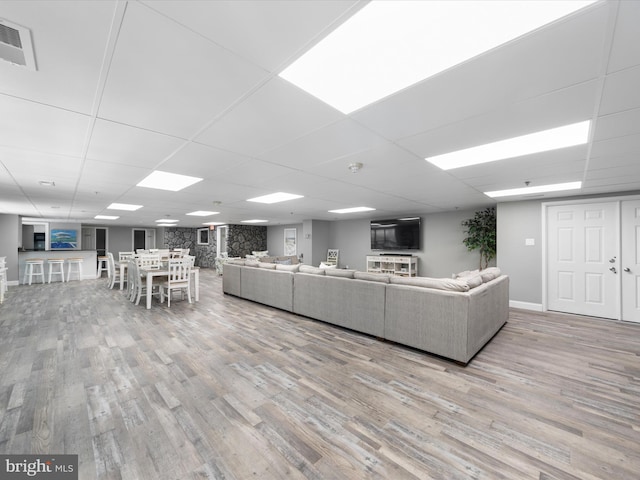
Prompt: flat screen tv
<box><xmin>370</xmin><ymin>217</ymin><xmax>421</xmax><ymax>251</ymax></box>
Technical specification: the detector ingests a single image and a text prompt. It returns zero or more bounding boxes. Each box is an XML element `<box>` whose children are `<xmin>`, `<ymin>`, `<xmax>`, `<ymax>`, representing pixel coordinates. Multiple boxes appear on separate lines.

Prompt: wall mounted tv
<box><xmin>370</xmin><ymin>217</ymin><xmax>421</xmax><ymax>251</ymax></box>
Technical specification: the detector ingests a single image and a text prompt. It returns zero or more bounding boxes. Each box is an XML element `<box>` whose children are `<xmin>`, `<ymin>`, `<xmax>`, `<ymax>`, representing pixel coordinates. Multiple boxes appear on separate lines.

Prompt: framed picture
<box><xmin>284</xmin><ymin>228</ymin><xmax>296</xmax><ymax>256</ymax></box>
<box><xmin>197</xmin><ymin>228</ymin><xmax>210</xmax><ymax>245</ymax></box>
<box><xmin>50</xmin><ymin>229</ymin><xmax>78</xmax><ymax>249</ymax></box>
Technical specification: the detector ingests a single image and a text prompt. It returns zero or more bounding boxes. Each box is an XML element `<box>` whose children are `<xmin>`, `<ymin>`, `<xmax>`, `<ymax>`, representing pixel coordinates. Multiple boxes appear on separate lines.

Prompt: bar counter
<box><xmin>18</xmin><ymin>250</ymin><xmax>98</xmax><ymax>284</ymax></box>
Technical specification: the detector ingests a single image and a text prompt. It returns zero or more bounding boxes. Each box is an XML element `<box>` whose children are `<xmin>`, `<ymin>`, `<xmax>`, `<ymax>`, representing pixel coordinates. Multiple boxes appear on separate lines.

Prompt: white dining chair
<box><xmin>159</xmin><ymin>258</ymin><xmax>191</xmax><ymax>307</ymax></box>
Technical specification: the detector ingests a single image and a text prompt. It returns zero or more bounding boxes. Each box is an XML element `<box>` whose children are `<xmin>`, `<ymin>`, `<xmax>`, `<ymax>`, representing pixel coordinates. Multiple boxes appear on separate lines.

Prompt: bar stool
<box><xmin>66</xmin><ymin>258</ymin><xmax>84</xmax><ymax>281</ymax></box>
<box><xmin>23</xmin><ymin>258</ymin><xmax>45</xmax><ymax>285</ymax></box>
<box><xmin>47</xmin><ymin>258</ymin><xmax>66</xmax><ymax>283</ymax></box>
<box><xmin>97</xmin><ymin>255</ymin><xmax>109</xmax><ymax>279</ymax></box>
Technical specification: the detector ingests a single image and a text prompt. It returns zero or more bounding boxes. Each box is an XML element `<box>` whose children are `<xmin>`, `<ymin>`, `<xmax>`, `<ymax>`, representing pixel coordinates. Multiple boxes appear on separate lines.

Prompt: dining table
<box><xmin>140</xmin><ymin>265</ymin><xmax>200</xmax><ymax>309</ymax></box>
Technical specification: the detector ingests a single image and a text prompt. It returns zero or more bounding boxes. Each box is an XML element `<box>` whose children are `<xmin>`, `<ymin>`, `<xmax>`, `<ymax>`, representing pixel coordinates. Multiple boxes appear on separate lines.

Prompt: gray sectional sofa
<box><xmin>222</xmin><ymin>262</ymin><xmax>509</xmax><ymax>364</ymax></box>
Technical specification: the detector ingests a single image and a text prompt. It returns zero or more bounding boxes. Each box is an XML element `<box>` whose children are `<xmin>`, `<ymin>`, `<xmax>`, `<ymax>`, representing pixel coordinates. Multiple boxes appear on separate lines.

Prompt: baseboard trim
<box><xmin>510</xmin><ymin>300</ymin><xmax>543</xmax><ymax>311</ymax></box>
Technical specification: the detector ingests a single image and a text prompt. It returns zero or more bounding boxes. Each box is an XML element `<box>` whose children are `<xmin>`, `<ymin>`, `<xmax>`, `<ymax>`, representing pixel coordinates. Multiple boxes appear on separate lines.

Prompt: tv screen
<box><xmin>371</xmin><ymin>217</ymin><xmax>421</xmax><ymax>250</ymax></box>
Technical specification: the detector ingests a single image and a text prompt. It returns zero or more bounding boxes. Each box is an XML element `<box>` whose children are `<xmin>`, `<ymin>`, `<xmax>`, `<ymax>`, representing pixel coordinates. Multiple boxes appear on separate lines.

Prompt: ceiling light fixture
<box><xmin>137</xmin><ymin>170</ymin><xmax>203</xmax><ymax>192</ymax></box>
<box><xmin>426</xmin><ymin>120</ymin><xmax>591</xmax><ymax>170</ymax></box>
<box><xmin>95</xmin><ymin>215</ymin><xmax>119</xmax><ymax>220</ymax></box>
<box><xmin>187</xmin><ymin>211</ymin><xmax>219</xmax><ymax>216</ymax></box>
<box><xmin>155</xmin><ymin>218</ymin><xmax>179</xmax><ymax>223</ymax></box>
<box><xmin>108</xmin><ymin>203</ymin><xmax>143</xmax><ymax>211</ymax></box>
<box><xmin>39</xmin><ymin>180</ymin><xmax>55</xmax><ymax>187</ymax></box>
<box><xmin>484</xmin><ymin>181</ymin><xmax>582</xmax><ymax>198</ymax></box>
<box><xmin>247</xmin><ymin>192</ymin><xmax>304</xmax><ymax>204</ymax></box>
<box><xmin>280</xmin><ymin>1</ymin><xmax>595</xmax><ymax>114</ymax></box>
<box><xmin>329</xmin><ymin>206</ymin><xmax>376</xmax><ymax>214</ymax></box>
<box><xmin>241</xmin><ymin>219</ymin><xmax>269</xmax><ymax>223</ymax></box>
<box><xmin>156</xmin><ymin>223</ymin><xmax>177</xmax><ymax>227</ymax></box>
<box><xmin>202</xmin><ymin>221</ymin><xmax>227</xmax><ymax>226</ymax></box>
<box><xmin>348</xmin><ymin>162</ymin><xmax>363</xmax><ymax>173</ymax></box>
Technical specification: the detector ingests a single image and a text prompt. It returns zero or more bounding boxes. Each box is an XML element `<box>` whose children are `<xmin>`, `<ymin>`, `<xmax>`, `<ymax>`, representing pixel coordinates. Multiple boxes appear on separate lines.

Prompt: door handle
<box><xmin>624</xmin><ymin>267</ymin><xmax>631</xmax><ymax>273</ymax></box>
<box><xmin>609</xmin><ymin>267</ymin><xmax>617</xmax><ymax>274</ymax></box>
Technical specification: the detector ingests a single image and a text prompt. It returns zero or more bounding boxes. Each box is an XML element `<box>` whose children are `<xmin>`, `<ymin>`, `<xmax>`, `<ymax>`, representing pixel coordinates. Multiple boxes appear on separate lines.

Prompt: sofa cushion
<box><xmin>480</xmin><ymin>267</ymin><xmax>501</xmax><ymax>283</ymax></box>
<box><xmin>258</xmin><ymin>261</ymin><xmax>277</xmax><ymax>269</ymax></box>
<box><xmin>276</xmin><ymin>263</ymin><xmax>300</xmax><ymax>272</ymax></box>
<box><xmin>389</xmin><ymin>276</ymin><xmax>470</xmax><ymax>292</ymax></box>
<box><xmin>299</xmin><ymin>265</ymin><xmax>325</xmax><ymax>275</ymax></box>
<box><xmin>227</xmin><ymin>258</ymin><xmax>245</xmax><ymax>266</ymax></box>
<box><xmin>325</xmin><ymin>269</ymin><xmax>355</xmax><ymax>278</ymax></box>
<box><xmin>460</xmin><ymin>274</ymin><xmax>483</xmax><ymax>289</ymax></box>
<box><xmin>245</xmin><ymin>260</ymin><xmax>259</xmax><ymax>268</ymax></box>
<box><xmin>455</xmin><ymin>269</ymin><xmax>480</xmax><ymax>279</ymax></box>
<box><xmin>353</xmin><ymin>271</ymin><xmax>391</xmax><ymax>283</ymax></box>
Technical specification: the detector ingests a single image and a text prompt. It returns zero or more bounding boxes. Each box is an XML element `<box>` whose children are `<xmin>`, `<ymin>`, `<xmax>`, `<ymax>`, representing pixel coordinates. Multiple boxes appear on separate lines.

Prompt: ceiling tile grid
<box><xmin>0</xmin><ymin>0</ymin><xmax>639</xmax><ymax>227</ymax></box>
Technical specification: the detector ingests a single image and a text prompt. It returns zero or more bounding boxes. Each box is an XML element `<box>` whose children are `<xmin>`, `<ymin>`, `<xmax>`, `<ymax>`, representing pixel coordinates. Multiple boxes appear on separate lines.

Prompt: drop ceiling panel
<box><xmin>0</xmin><ymin>0</ymin><xmax>115</xmax><ymax>113</ymax></box>
<box><xmin>606</xmin><ymin>0</ymin><xmax>640</xmax><ymax>74</ymax></box>
<box><xmin>194</xmin><ymin>77</ymin><xmax>343</xmax><ymax>156</ymax></box>
<box><xmin>259</xmin><ymin>118</ymin><xmax>387</xmax><ymax>168</ymax></box>
<box><xmin>160</xmin><ymin>143</ymin><xmax>254</xmax><ymax>178</ymax></box>
<box><xmin>143</xmin><ymin>0</ymin><xmax>361</xmax><ymax>72</ymax></box>
<box><xmin>594</xmin><ymin>108</ymin><xmax>640</xmax><ymax>141</ymax></box>
<box><xmin>86</xmin><ymin>119</ymin><xmax>186</xmax><ymax>168</ymax></box>
<box><xmin>398</xmin><ymin>80</ymin><xmax>598</xmax><ymax>159</ymax></box>
<box><xmin>0</xmin><ymin>96</ymin><xmax>89</xmax><ymax>156</ymax></box>
<box><xmin>352</xmin><ymin>2</ymin><xmax>608</xmax><ymax>141</ymax></box>
<box><xmin>77</xmin><ymin>159</ymin><xmax>150</xmax><ymax>189</ymax></box>
<box><xmin>98</xmin><ymin>1</ymin><xmax>269</xmax><ymax>137</ymax></box>
<box><xmin>599</xmin><ymin>65</ymin><xmax>640</xmax><ymax>116</ymax></box>
<box><xmin>590</xmin><ymin>132</ymin><xmax>640</xmax><ymax>158</ymax></box>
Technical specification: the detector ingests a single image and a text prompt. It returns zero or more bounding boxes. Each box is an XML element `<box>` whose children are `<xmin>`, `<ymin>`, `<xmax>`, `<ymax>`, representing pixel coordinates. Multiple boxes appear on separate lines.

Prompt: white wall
<box><xmin>268</xmin><ymin>210</ymin><xmax>484</xmax><ymax>276</ymax></box>
<box><xmin>0</xmin><ymin>214</ymin><xmax>20</xmax><ymax>283</ymax></box>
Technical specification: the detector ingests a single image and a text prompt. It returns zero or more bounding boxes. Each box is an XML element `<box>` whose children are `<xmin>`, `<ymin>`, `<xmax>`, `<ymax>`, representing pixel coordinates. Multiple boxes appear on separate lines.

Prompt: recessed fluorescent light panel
<box><xmin>280</xmin><ymin>1</ymin><xmax>595</xmax><ymax>114</ymax></box>
<box><xmin>329</xmin><ymin>207</ymin><xmax>376</xmax><ymax>214</ymax></box>
<box><xmin>247</xmin><ymin>192</ymin><xmax>304</xmax><ymax>204</ymax></box>
<box><xmin>242</xmin><ymin>219</ymin><xmax>268</xmax><ymax>224</ymax></box>
<box><xmin>108</xmin><ymin>203</ymin><xmax>143</xmax><ymax>211</ymax></box>
<box><xmin>187</xmin><ymin>211</ymin><xmax>219</xmax><ymax>216</ymax></box>
<box><xmin>202</xmin><ymin>222</ymin><xmax>226</xmax><ymax>226</ymax></box>
<box><xmin>426</xmin><ymin>121</ymin><xmax>591</xmax><ymax>170</ymax></box>
<box><xmin>155</xmin><ymin>219</ymin><xmax>179</xmax><ymax>223</ymax></box>
<box><xmin>485</xmin><ymin>181</ymin><xmax>582</xmax><ymax>198</ymax></box>
<box><xmin>137</xmin><ymin>170</ymin><xmax>203</xmax><ymax>192</ymax></box>
<box><xmin>95</xmin><ymin>215</ymin><xmax>119</xmax><ymax>220</ymax></box>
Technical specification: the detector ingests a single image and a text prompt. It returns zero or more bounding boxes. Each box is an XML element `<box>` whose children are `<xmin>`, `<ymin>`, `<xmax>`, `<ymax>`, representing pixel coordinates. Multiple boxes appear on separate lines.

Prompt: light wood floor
<box><xmin>0</xmin><ymin>270</ymin><xmax>639</xmax><ymax>479</ymax></box>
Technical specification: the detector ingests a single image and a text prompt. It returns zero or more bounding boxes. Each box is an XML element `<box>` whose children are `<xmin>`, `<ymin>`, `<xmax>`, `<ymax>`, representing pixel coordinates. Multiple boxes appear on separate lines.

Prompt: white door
<box><xmin>621</xmin><ymin>200</ymin><xmax>640</xmax><ymax>323</ymax></box>
<box><xmin>547</xmin><ymin>202</ymin><xmax>619</xmax><ymax>319</ymax></box>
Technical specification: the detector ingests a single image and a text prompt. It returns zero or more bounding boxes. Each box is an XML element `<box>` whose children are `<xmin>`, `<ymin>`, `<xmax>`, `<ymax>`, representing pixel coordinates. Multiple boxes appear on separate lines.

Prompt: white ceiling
<box><xmin>1</xmin><ymin>0</ymin><xmax>639</xmax><ymax>228</ymax></box>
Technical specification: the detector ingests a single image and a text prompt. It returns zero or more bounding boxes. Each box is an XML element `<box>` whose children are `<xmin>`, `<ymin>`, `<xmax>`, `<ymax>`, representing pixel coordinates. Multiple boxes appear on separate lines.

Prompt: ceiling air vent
<box><xmin>0</xmin><ymin>19</ymin><xmax>37</xmax><ymax>70</ymax></box>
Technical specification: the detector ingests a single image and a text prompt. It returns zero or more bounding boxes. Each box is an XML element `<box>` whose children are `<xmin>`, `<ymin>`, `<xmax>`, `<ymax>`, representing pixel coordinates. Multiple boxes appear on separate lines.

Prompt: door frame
<box><xmin>542</xmin><ymin>193</ymin><xmax>640</xmax><ymax>318</ymax></box>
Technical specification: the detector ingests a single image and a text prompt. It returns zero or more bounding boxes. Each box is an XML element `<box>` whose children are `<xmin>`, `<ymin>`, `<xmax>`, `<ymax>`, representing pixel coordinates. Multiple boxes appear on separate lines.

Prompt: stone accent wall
<box><xmin>227</xmin><ymin>224</ymin><xmax>267</xmax><ymax>257</ymax></box>
<box><xmin>164</xmin><ymin>227</ymin><xmax>217</xmax><ymax>268</ymax></box>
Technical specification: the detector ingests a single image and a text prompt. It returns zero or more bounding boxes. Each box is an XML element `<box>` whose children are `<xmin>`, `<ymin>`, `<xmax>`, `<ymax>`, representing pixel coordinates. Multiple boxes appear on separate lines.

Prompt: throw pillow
<box><xmin>299</xmin><ymin>265</ymin><xmax>325</xmax><ymax>275</ymax></box>
<box><xmin>274</xmin><ymin>258</ymin><xmax>292</xmax><ymax>265</ymax></box>
<box><xmin>480</xmin><ymin>267</ymin><xmax>501</xmax><ymax>283</ymax></box>
<box><xmin>258</xmin><ymin>261</ymin><xmax>277</xmax><ymax>269</ymax></box>
<box><xmin>275</xmin><ymin>264</ymin><xmax>300</xmax><ymax>272</ymax></box>
<box><xmin>319</xmin><ymin>262</ymin><xmax>337</xmax><ymax>269</ymax></box>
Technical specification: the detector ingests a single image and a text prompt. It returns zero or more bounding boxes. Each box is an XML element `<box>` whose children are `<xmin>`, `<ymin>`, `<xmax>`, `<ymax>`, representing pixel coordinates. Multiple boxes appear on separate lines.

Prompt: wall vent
<box><xmin>0</xmin><ymin>19</ymin><xmax>37</xmax><ymax>70</ymax></box>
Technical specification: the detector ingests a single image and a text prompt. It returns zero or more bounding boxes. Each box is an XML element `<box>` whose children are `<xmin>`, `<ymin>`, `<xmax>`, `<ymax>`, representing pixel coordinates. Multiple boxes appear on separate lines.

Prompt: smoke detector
<box><xmin>0</xmin><ymin>19</ymin><xmax>37</xmax><ymax>70</ymax></box>
<box><xmin>348</xmin><ymin>162</ymin><xmax>363</xmax><ymax>173</ymax></box>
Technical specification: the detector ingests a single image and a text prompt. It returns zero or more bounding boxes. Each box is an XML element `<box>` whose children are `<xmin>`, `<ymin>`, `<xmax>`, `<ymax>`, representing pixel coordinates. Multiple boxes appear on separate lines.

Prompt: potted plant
<box><xmin>462</xmin><ymin>207</ymin><xmax>496</xmax><ymax>270</ymax></box>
